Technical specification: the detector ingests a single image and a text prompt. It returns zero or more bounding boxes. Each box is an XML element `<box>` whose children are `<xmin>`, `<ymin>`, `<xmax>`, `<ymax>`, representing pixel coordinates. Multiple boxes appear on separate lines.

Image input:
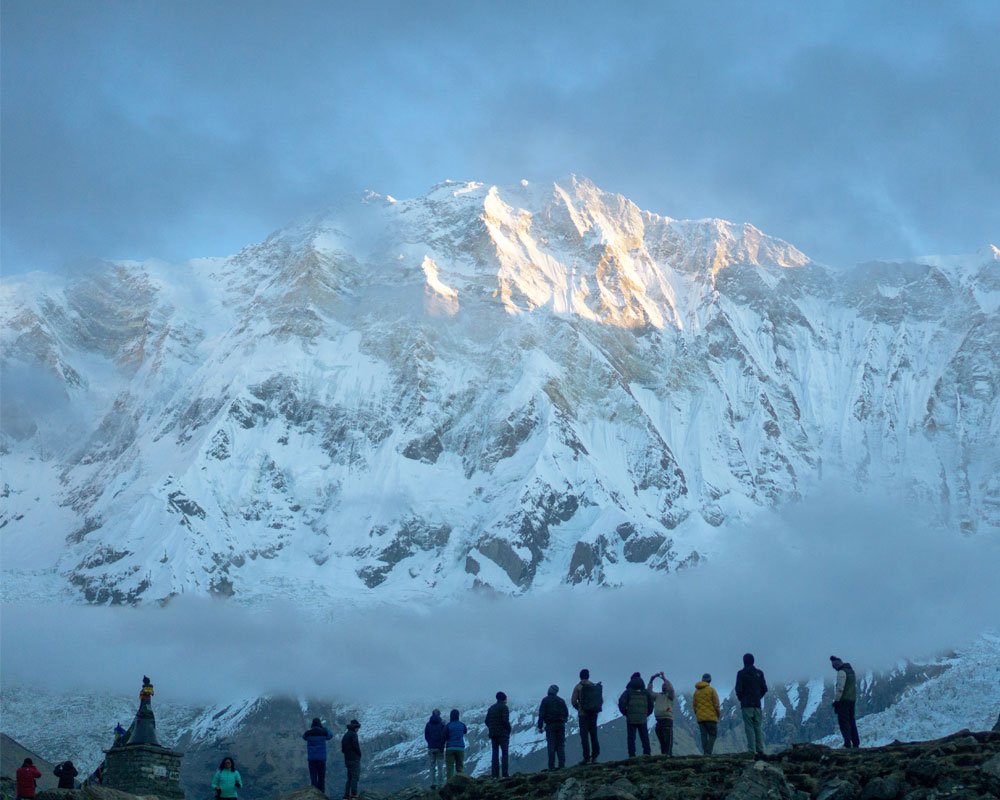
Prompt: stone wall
<box><xmin>102</xmin><ymin>745</ymin><xmax>183</xmax><ymax>799</ymax></box>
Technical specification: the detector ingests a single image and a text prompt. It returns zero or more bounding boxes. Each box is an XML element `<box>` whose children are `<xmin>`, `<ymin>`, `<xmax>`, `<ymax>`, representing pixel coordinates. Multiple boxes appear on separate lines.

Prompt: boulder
<box><xmin>725</xmin><ymin>761</ymin><xmax>796</xmax><ymax>800</ymax></box>
<box><xmin>817</xmin><ymin>778</ymin><xmax>859</xmax><ymax>800</ymax></box>
<box><xmin>438</xmin><ymin>773</ymin><xmax>475</xmax><ymax>800</ymax></box>
<box><xmin>278</xmin><ymin>787</ymin><xmax>330</xmax><ymax>800</ymax></box>
<box><xmin>860</xmin><ymin>775</ymin><xmax>902</xmax><ymax>800</ymax></box>
<box><xmin>555</xmin><ymin>778</ymin><xmax>586</xmax><ymax>800</ymax></box>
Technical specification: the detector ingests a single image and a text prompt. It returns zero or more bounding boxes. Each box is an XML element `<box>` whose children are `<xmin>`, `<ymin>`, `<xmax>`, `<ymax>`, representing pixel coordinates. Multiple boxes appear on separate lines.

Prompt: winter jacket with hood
<box><xmin>16</xmin><ymin>764</ymin><xmax>42</xmax><ymax>798</ymax></box>
<box><xmin>693</xmin><ymin>681</ymin><xmax>721</xmax><ymax>722</ymax></box>
<box><xmin>302</xmin><ymin>723</ymin><xmax>334</xmax><ymax>760</ymax></box>
<box><xmin>54</xmin><ymin>763</ymin><xmax>79</xmax><ymax>789</ymax></box>
<box><xmin>424</xmin><ymin>711</ymin><xmax>447</xmax><ymax>750</ymax></box>
<box><xmin>341</xmin><ymin>723</ymin><xmax>362</xmax><ymax>762</ymax></box>
<box><xmin>444</xmin><ymin>710</ymin><xmax>467</xmax><ymax>750</ymax></box>
<box><xmin>735</xmin><ymin>655</ymin><xmax>768</xmax><ymax>709</ymax></box>
<box><xmin>617</xmin><ymin>675</ymin><xmax>654</xmax><ymax>724</ymax></box>
<box><xmin>538</xmin><ymin>687</ymin><xmax>569</xmax><ymax>729</ymax></box>
<box><xmin>485</xmin><ymin>700</ymin><xmax>512</xmax><ymax>739</ymax></box>
<box><xmin>647</xmin><ymin>677</ymin><xmax>675</xmax><ymax>720</ymax></box>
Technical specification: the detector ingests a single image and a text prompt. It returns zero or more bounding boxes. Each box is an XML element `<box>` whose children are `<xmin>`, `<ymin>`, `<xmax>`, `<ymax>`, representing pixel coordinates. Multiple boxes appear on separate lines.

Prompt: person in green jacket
<box><xmin>211</xmin><ymin>757</ymin><xmax>242</xmax><ymax>799</ymax></box>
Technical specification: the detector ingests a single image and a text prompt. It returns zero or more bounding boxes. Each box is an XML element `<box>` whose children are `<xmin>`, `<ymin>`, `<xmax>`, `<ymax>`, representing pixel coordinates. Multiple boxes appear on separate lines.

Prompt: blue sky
<box><xmin>2</xmin><ymin>0</ymin><xmax>998</xmax><ymax>273</ymax></box>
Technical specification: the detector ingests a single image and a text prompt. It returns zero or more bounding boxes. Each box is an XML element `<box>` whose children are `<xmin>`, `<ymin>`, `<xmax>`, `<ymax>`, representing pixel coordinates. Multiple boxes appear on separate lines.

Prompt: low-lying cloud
<box><xmin>3</xmin><ymin>491</ymin><xmax>997</xmax><ymax>710</ymax></box>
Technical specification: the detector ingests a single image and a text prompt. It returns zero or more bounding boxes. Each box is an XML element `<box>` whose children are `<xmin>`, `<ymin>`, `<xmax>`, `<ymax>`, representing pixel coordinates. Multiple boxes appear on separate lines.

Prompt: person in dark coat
<box><xmin>617</xmin><ymin>672</ymin><xmax>654</xmax><ymax>757</ymax></box>
<box><xmin>423</xmin><ymin>709</ymin><xmax>447</xmax><ymax>788</ymax></box>
<box><xmin>341</xmin><ymin>719</ymin><xmax>362</xmax><ymax>799</ymax></box>
<box><xmin>484</xmin><ymin>691</ymin><xmax>512</xmax><ymax>778</ymax></box>
<box><xmin>537</xmin><ymin>684</ymin><xmax>569</xmax><ymax>770</ymax></box>
<box><xmin>54</xmin><ymin>761</ymin><xmax>79</xmax><ymax>790</ymax></box>
<box><xmin>302</xmin><ymin>717</ymin><xmax>334</xmax><ymax>794</ymax></box>
<box><xmin>16</xmin><ymin>759</ymin><xmax>42</xmax><ymax>800</ymax></box>
<box><xmin>735</xmin><ymin>653</ymin><xmax>768</xmax><ymax>755</ymax></box>
<box><xmin>830</xmin><ymin>656</ymin><xmax>860</xmax><ymax>748</ymax></box>
<box><xmin>571</xmin><ymin>668</ymin><xmax>602</xmax><ymax>764</ymax></box>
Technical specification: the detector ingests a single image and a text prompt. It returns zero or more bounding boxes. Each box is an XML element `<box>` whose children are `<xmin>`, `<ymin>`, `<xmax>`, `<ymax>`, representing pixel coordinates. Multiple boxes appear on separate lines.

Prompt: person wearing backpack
<box><xmin>647</xmin><ymin>672</ymin><xmax>675</xmax><ymax>756</ymax></box>
<box><xmin>423</xmin><ymin>709</ymin><xmax>447</xmax><ymax>788</ymax></box>
<box><xmin>537</xmin><ymin>684</ymin><xmax>569</xmax><ymax>770</ymax></box>
<box><xmin>484</xmin><ymin>692</ymin><xmax>512</xmax><ymax>778</ymax></box>
<box><xmin>735</xmin><ymin>653</ymin><xmax>768</xmax><ymax>755</ymax></box>
<box><xmin>571</xmin><ymin>668</ymin><xmax>602</xmax><ymax>764</ymax></box>
<box><xmin>617</xmin><ymin>672</ymin><xmax>654</xmax><ymax>757</ymax></box>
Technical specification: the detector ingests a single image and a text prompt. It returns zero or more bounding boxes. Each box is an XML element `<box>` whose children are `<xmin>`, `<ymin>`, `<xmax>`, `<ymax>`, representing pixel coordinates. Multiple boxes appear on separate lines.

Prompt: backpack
<box><xmin>580</xmin><ymin>681</ymin><xmax>603</xmax><ymax>713</ymax></box>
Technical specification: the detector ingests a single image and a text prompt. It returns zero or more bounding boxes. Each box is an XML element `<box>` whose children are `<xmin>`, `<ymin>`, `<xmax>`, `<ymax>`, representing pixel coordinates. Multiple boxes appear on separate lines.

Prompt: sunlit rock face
<box><xmin>1</xmin><ymin>177</ymin><xmax>997</xmax><ymax>605</ymax></box>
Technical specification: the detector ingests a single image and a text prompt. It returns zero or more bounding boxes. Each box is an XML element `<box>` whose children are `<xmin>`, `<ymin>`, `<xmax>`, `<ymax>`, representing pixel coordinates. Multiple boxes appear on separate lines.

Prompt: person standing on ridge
<box><xmin>54</xmin><ymin>761</ymin><xmax>79</xmax><ymax>789</ymax></box>
<box><xmin>693</xmin><ymin>673</ymin><xmax>721</xmax><ymax>755</ymax></box>
<box><xmin>211</xmin><ymin>757</ymin><xmax>242</xmax><ymax>800</ymax></box>
<box><xmin>537</xmin><ymin>684</ymin><xmax>569</xmax><ymax>770</ymax></box>
<box><xmin>485</xmin><ymin>691</ymin><xmax>512</xmax><ymax>778</ymax></box>
<box><xmin>340</xmin><ymin>719</ymin><xmax>362</xmax><ymax>799</ymax></box>
<box><xmin>571</xmin><ymin>668</ymin><xmax>602</xmax><ymax>764</ymax></box>
<box><xmin>444</xmin><ymin>709</ymin><xmax>467</xmax><ymax>780</ymax></box>
<box><xmin>16</xmin><ymin>758</ymin><xmax>42</xmax><ymax>800</ymax></box>
<box><xmin>735</xmin><ymin>653</ymin><xmax>768</xmax><ymax>755</ymax></box>
<box><xmin>647</xmin><ymin>672</ymin><xmax>675</xmax><ymax>756</ymax></box>
<box><xmin>830</xmin><ymin>656</ymin><xmax>860</xmax><ymax>748</ymax></box>
<box><xmin>302</xmin><ymin>717</ymin><xmax>334</xmax><ymax>794</ymax></box>
<box><xmin>423</xmin><ymin>708</ymin><xmax>447</xmax><ymax>788</ymax></box>
<box><xmin>617</xmin><ymin>672</ymin><xmax>654</xmax><ymax>757</ymax></box>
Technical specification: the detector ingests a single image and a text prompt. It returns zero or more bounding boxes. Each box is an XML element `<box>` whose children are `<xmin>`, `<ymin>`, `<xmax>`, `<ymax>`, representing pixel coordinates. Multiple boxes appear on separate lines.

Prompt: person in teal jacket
<box><xmin>211</xmin><ymin>757</ymin><xmax>242</xmax><ymax>799</ymax></box>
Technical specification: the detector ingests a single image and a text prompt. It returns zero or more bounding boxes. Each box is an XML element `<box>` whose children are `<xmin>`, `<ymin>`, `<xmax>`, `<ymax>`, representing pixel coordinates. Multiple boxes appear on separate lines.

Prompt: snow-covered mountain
<box><xmin>2</xmin><ymin>176</ymin><xmax>998</xmax><ymax>605</ymax></box>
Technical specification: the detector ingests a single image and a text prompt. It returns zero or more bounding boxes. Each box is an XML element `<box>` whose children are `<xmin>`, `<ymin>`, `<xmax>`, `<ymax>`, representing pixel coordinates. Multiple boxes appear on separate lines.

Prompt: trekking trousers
<box><xmin>654</xmin><ymin>718</ymin><xmax>673</xmax><ymax>756</ymax></box>
<box><xmin>578</xmin><ymin>712</ymin><xmax>600</xmax><ymax>762</ymax></box>
<box><xmin>445</xmin><ymin>749</ymin><xmax>464</xmax><ymax>780</ymax></box>
<box><xmin>698</xmin><ymin>720</ymin><xmax>718</xmax><ymax>755</ymax></box>
<box><xmin>741</xmin><ymin>707</ymin><xmax>765</xmax><ymax>754</ymax></box>
<box><xmin>626</xmin><ymin>722</ymin><xmax>650</xmax><ymax>757</ymax></box>
<box><xmin>344</xmin><ymin>758</ymin><xmax>360</xmax><ymax>798</ymax></box>
<box><xmin>545</xmin><ymin>724</ymin><xmax>566</xmax><ymax>769</ymax></box>
<box><xmin>835</xmin><ymin>700</ymin><xmax>860</xmax><ymax>748</ymax></box>
<box><xmin>427</xmin><ymin>749</ymin><xmax>444</xmax><ymax>787</ymax></box>
<box><xmin>490</xmin><ymin>736</ymin><xmax>509</xmax><ymax>778</ymax></box>
<box><xmin>307</xmin><ymin>759</ymin><xmax>326</xmax><ymax>793</ymax></box>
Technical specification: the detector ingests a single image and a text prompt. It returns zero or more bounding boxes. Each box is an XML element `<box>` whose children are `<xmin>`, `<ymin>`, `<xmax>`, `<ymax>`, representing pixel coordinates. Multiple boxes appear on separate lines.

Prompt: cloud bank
<box><xmin>3</xmin><ymin>491</ymin><xmax>997</xmax><ymax>708</ymax></box>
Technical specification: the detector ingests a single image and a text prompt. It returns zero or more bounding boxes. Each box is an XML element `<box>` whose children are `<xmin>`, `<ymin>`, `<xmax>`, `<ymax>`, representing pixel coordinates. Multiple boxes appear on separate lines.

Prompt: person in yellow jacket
<box><xmin>692</xmin><ymin>673</ymin><xmax>721</xmax><ymax>755</ymax></box>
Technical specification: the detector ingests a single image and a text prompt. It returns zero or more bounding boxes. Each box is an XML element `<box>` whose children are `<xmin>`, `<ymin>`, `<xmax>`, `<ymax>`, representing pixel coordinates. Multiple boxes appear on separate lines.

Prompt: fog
<box><xmin>2</xmin><ymin>491</ymin><xmax>997</xmax><ymax>709</ymax></box>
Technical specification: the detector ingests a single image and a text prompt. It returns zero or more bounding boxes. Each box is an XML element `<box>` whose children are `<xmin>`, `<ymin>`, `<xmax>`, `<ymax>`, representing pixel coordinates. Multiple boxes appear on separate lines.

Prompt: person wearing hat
<box><xmin>302</xmin><ymin>717</ymin><xmax>334</xmax><ymax>793</ymax></box>
<box><xmin>340</xmin><ymin>719</ymin><xmax>362</xmax><ymax>799</ymax></box>
<box><xmin>693</xmin><ymin>673</ymin><xmax>721</xmax><ymax>754</ymax></box>
<box><xmin>617</xmin><ymin>672</ymin><xmax>654</xmax><ymax>757</ymax></box>
<box><xmin>484</xmin><ymin>691</ymin><xmax>512</xmax><ymax>778</ymax></box>
<box><xmin>830</xmin><ymin>656</ymin><xmax>860</xmax><ymax>748</ymax></box>
<box><xmin>537</xmin><ymin>684</ymin><xmax>569</xmax><ymax>770</ymax></box>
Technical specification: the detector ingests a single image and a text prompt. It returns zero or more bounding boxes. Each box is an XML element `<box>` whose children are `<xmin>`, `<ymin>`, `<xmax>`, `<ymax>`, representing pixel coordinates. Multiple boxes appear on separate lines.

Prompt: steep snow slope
<box><xmin>1</xmin><ymin>177</ymin><xmax>998</xmax><ymax>605</ymax></box>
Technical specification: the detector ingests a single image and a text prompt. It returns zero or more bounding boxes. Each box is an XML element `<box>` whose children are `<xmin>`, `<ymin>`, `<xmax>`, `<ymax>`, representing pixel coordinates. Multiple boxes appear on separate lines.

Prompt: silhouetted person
<box><xmin>693</xmin><ymin>673</ymin><xmax>721</xmax><ymax>755</ymax></box>
<box><xmin>571</xmin><ymin>668</ymin><xmax>602</xmax><ymax>764</ymax></box>
<box><xmin>735</xmin><ymin>653</ymin><xmax>768</xmax><ymax>755</ymax></box>
<box><xmin>424</xmin><ymin>709</ymin><xmax>447</xmax><ymax>788</ymax></box>
<box><xmin>16</xmin><ymin>759</ymin><xmax>41</xmax><ymax>800</ymax></box>
<box><xmin>54</xmin><ymin>761</ymin><xmax>79</xmax><ymax>790</ymax></box>
<box><xmin>302</xmin><ymin>717</ymin><xmax>334</xmax><ymax>794</ymax></box>
<box><xmin>537</xmin><ymin>684</ymin><xmax>569</xmax><ymax>769</ymax></box>
<box><xmin>617</xmin><ymin>672</ymin><xmax>653</xmax><ymax>757</ymax></box>
<box><xmin>485</xmin><ymin>691</ymin><xmax>512</xmax><ymax>778</ymax></box>
<box><xmin>341</xmin><ymin>719</ymin><xmax>362</xmax><ymax>799</ymax></box>
<box><xmin>830</xmin><ymin>656</ymin><xmax>860</xmax><ymax>748</ymax></box>
<box><xmin>647</xmin><ymin>672</ymin><xmax>675</xmax><ymax>756</ymax></box>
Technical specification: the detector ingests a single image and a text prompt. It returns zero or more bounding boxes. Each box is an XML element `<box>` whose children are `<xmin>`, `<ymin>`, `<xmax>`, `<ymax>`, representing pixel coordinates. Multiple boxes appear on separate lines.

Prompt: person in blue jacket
<box><xmin>423</xmin><ymin>709</ymin><xmax>448</xmax><ymax>788</ymax></box>
<box><xmin>302</xmin><ymin>717</ymin><xmax>334</xmax><ymax>794</ymax></box>
<box><xmin>443</xmin><ymin>709</ymin><xmax>467</xmax><ymax>780</ymax></box>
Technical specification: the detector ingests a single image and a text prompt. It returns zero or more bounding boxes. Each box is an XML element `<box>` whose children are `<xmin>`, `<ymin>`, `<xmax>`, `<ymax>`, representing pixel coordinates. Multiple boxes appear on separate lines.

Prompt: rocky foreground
<box><xmin>7</xmin><ymin>730</ymin><xmax>997</xmax><ymax>800</ymax></box>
